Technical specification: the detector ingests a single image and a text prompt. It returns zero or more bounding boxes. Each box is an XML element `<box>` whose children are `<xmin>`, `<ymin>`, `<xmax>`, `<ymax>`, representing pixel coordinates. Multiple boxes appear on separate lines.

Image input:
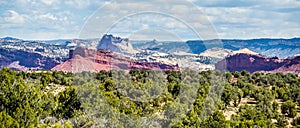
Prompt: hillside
<box><xmin>0</xmin><ymin>48</ymin><xmax>61</xmax><ymax>70</ymax></box>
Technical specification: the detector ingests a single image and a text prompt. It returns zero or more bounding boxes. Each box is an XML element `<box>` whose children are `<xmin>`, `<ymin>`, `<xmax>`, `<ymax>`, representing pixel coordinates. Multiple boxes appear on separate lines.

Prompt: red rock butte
<box><xmin>216</xmin><ymin>53</ymin><xmax>300</xmax><ymax>75</ymax></box>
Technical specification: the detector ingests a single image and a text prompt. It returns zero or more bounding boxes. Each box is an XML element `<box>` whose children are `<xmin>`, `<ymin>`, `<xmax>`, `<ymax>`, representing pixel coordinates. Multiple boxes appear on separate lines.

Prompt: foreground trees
<box><xmin>0</xmin><ymin>68</ymin><xmax>299</xmax><ymax>127</ymax></box>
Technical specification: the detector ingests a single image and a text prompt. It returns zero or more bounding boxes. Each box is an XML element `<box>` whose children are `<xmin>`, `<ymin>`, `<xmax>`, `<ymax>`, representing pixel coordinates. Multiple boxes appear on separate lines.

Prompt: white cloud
<box><xmin>0</xmin><ymin>0</ymin><xmax>299</xmax><ymax>39</ymax></box>
<box><xmin>127</xmin><ymin>29</ymin><xmax>183</xmax><ymax>41</ymax></box>
<box><xmin>41</xmin><ymin>0</ymin><xmax>60</xmax><ymax>5</ymax></box>
<box><xmin>141</xmin><ymin>24</ymin><xmax>149</xmax><ymax>29</ymax></box>
<box><xmin>79</xmin><ymin>0</ymin><xmax>217</xmax><ymax>40</ymax></box>
<box><xmin>65</xmin><ymin>0</ymin><xmax>91</xmax><ymax>9</ymax></box>
<box><xmin>38</xmin><ymin>13</ymin><xmax>58</xmax><ymax>21</ymax></box>
<box><xmin>3</xmin><ymin>10</ymin><xmax>25</xmax><ymax>24</ymax></box>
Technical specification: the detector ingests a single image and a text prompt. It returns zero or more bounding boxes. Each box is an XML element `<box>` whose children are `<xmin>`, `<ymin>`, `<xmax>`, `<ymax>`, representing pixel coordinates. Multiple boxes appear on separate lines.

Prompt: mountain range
<box><xmin>133</xmin><ymin>38</ymin><xmax>300</xmax><ymax>58</ymax></box>
<box><xmin>0</xmin><ymin>35</ymin><xmax>299</xmax><ymax>74</ymax></box>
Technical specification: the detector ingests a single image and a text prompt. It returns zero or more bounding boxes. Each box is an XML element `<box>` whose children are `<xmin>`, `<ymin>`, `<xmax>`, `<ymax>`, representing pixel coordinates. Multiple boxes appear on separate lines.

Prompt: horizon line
<box><xmin>1</xmin><ymin>35</ymin><xmax>300</xmax><ymax>42</ymax></box>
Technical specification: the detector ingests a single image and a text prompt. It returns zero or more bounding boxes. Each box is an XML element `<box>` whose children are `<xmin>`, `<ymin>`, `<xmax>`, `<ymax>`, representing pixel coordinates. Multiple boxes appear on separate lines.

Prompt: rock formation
<box><xmin>97</xmin><ymin>34</ymin><xmax>137</xmax><ymax>54</ymax></box>
<box><xmin>216</xmin><ymin>52</ymin><xmax>300</xmax><ymax>75</ymax></box>
<box><xmin>0</xmin><ymin>48</ymin><xmax>60</xmax><ymax>70</ymax></box>
<box><xmin>52</xmin><ymin>47</ymin><xmax>179</xmax><ymax>73</ymax></box>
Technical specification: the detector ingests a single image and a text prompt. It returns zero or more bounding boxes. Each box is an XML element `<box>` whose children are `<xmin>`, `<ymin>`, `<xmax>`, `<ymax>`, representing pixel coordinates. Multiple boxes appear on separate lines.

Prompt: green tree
<box><xmin>201</xmin><ymin>111</ymin><xmax>226</xmax><ymax>128</ymax></box>
<box><xmin>56</xmin><ymin>87</ymin><xmax>82</xmax><ymax>119</ymax></box>
<box><xmin>41</xmin><ymin>72</ymin><xmax>53</xmax><ymax>87</ymax></box>
<box><xmin>0</xmin><ymin>111</ymin><xmax>20</xmax><ymax>128</ymax></box>
<box><xmin>281</xmin><ymin>100</ymin><xmax>297</xmax><ymax>118</ymax></box>
<box><xmin>276</xmin><ymin>115</ymin><xmax>287</xmax><ymax>127</ymax></box>
<box><xmin>225</xmin><ymin>72</ymin><xmax>232</xmax><ymax>82</ymax></box>
<box><xmin>240</xmin><ymin>70</ymin><xmax>250</xmax><ymax>77</ymax></box>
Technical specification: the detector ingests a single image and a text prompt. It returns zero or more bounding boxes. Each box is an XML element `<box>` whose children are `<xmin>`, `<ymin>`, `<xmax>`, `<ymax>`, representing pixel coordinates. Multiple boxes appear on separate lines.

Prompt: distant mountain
<box><xmin>42</xmin><ymin>39</ymin><xmax>71</xmax><ymax>45</ymax></box>
<box><xmin>0</xmin><ymin>37</ymin><xmax>70</xmax><ymax>70</ymax></box>
<box><xmin>0</xmin><ymin>37</ymin><xmax>72</xmax><ymax>45</ymax></box>
<box><xmin>139</xmin><ymin>39</ymin><xmax>161</xmax><ymax>50</ymax></box>
<box><xmin>0</xmin><ymin>38</ymin><xmax>69</xmax><ymax>58</ymax></box>
<box><xmin>0</xmin><ymin>37</ymin><xmax>23</xmax><ymax>43</ymax></box>
<box><xmin>190</xmin><ymin>38</ymin><xmax>300</xmax><ymax>58</ymax></box>
<box><xmin>0</xmin><ymin>48</ymin><xmax>61</xmax><ymax>70</ymax></box>
<box><xmin>1</xmin><ymin>35</ymin><xmax>299</xmax><ymax>73</ymax></box>
<box><xmin>135</xmin><ymin>41</ymin><xmax>191</xmax><ymax>54</ymax></box>
<box><xmin>133</xmin><ymin>38</ymin><xmax>300</xmax><ymax>58</ymax></box>
<box><xmin>4</xmin><ymin>36</ymin><xmax>298</xmax><ymax>59</ymax></box>
<box><xmin>186</xmin><ymin>40</ymin><xmax>211</xmax><ymax>53</ymax></box>
<box><xmin>0</xmin><ymin>37</ymin><xmax>21</xmax><ymax>41</ymax></box>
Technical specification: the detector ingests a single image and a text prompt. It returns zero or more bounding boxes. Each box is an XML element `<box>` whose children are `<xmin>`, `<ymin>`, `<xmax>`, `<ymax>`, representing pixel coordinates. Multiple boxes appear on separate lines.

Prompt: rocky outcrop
<box><xmin>197</xmin><ymin>47</ymin><xmax>232</xmax><ymax>65</ymax></box>
<box><xmin>52</xmin><ymin>47</ymin><xmax>179</xmax><ymax>73</ymax></box>
<box><xmin>215</xmin><ymin>53</ymin><xmax>300</xmax><ymax>74</ymax></box>
<box><xmin>271</xmin><ymin>56</ymin><xmax>300</xmax><ymax>75</ymax></box>
<box><xmin>199</xmin><ymin>47</ymin><xmax>232</xmax><ymax>59</ymax></box>
<box><xmin>97</xmin><ymin>34</ymin><xmax>137</xmax><ymax>54</ymax></box>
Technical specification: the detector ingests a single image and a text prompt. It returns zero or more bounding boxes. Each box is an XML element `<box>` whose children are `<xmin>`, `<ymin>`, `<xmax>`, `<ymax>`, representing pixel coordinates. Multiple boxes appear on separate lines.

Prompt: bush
<box><xmin>281</xmin><ymin>100</ymin><xmax>297</xmax><ymax>118</ymax></box>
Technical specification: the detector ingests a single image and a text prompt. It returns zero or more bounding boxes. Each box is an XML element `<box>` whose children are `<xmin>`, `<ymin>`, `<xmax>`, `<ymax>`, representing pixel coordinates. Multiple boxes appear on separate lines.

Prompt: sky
<box><xmin>0</xmin><ymin>0</ymin><xmax>299</xmax><ymax>40</ymax></box>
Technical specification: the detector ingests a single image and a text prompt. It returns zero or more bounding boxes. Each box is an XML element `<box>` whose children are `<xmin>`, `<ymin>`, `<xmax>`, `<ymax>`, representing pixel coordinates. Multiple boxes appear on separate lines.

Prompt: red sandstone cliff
<box><xmin>271</xmin><ymin>56</ymin><xmax>300</xmax><ymax>75</ymax></box>
<box><xmin>215</xmin><ymin>53</ymin><xmax>300</xmax><ymax>75</ymax></box>
<box><xmin>52</xmin><ymin>47</ymin><xmax>179</xmax><ymax>73</ymax></box>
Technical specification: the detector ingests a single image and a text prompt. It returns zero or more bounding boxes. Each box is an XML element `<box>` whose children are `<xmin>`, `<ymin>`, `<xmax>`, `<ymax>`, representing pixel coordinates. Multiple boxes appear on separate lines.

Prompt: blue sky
<box><xmin>0</xmin><ymin>0</ymin><xmax>299</xmax><ymax>40</ymax></box>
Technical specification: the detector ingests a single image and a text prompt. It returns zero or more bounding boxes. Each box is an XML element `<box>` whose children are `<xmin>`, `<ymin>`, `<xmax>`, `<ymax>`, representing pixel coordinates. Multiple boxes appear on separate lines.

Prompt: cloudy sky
<box><xmin>0</xmin><ymin>0</ymin><xmax>299</xmax><ymax>40</ymax></box>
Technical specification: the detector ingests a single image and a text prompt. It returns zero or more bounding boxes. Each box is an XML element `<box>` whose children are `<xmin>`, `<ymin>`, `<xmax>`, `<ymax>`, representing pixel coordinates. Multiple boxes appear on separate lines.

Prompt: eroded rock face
<box><xmin>215</xmin><ymin>53</ymin><xmax>300</xmax><ymax>74</ymax></box>
<box><xmin>97</xmin><ymin>34</ymin><xmax>137</xmax><ymax>54</ymax></box>
<box><xmin>97</xmin><ymin>34</ymin><xmax>119</xmax><ymax>52</ymax></box>
<box><xmin>271</xmin><ymin>56</ymin><xmax>300</xmax><ymax>75</ymax></box>
<box><xmin>52</xmin><ymin>47</ymin><xmax>179</xmax><ymax>73</ymax></box>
